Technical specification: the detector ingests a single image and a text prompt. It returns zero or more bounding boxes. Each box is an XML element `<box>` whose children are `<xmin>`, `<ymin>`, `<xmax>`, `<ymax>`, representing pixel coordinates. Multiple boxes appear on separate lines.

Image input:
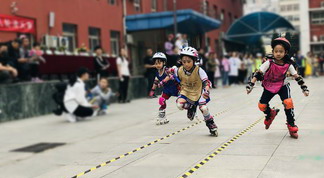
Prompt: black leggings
<box><xmin>119</xmin><ymin>75</ymin><xmax>130</xmax><ymax>102</ymax></box>
<box><xmin>73</xmin><ymin>105</ymin><xmax>94</xmax><ymax>117</ymax></box>
<box><xmin>259</xmin><ymin>84</ymin><xmax>295</xmax><ymax>125</ymax></box>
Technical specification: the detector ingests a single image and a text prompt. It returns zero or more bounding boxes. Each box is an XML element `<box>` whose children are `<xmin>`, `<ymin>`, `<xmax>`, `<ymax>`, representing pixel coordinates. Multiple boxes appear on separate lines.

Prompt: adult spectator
<box><xmin>143</xmin><ymin>48</ymin><xmax>156</xmax><ymax>97</ymax></box>
<box><xmin>7</xmin><ymin>39</ymin><xmax>20</xmax><ymax>68</ymax></box>
<box><xmin>94</xmin><ymin>46</ymin><xmax>110</xmax><ymax>80</ymax></box>
<box><xmin>17</xmin><ymin>37</ymin><xmax>32</xmax><ymax>81</ymax></box>
<box><xmin>228</xmin><ymin>52</ymin><xmax>241</xmax><ymax>85</ymax></box>
<box><xmin>116</xmin><ymin>47</ymin><xmax>131</xmax><ymax>103</ymax></box>
<box><xmin>0</xmin><ymin>44</ymin><xmax>18</xmax><ymax>84</ymax></box>
<box><xmin>221</xmin><ymin>55</ymin><xmax>230</xmax><ymax>87</ymax></box>
<box><xmin>295</xmin><ymin>51</ymin><xmax>305</xmax><ymax>77</ymax></box>
<box><xmin>206</xmin><ymin>52</ymin><xmax>217</xmax><ymax>88</ymax></box>
<box><xmin>198</xmin><ymin>48</ymin><xmax>208</xmax><ymax>71</ymax></box>
<box><xmin>63</xmin><ymin>68</ymin><xmax>97</xmax><ymax>122</ymax></box>
<box><xmin>164</xmin><ymin>34</ymin><xmax>174</xmax><ymax>56</ymax></box>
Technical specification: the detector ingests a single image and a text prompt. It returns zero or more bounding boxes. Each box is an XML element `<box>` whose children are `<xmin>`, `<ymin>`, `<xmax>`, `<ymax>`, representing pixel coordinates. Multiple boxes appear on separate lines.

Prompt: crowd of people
<box><xmin>0</xmin><ymin>36</ymin><xmax>46</xmax><ymax>83</ymax></box>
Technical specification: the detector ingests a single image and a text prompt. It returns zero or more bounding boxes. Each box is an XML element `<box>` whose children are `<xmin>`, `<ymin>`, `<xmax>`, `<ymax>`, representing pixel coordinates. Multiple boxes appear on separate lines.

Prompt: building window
<box><xmin>293</xmin><ymin>4</ymin><xmax>299</xmax><ymax>11</ymax></box>
<box><xmin>228</xmin><ymin>12</ymin><xmax>232</xmax><ymax>23</ymax></box>
<box><xmin>280</xmin><ymin>5</ymin><xmax>286</xmax><ymax>12</ymax></box>
<box><xmin>134</xmin><ymin>0</ymin><xmax>141</xmax><ymax>12</ymax></box>
<box><xmin>220</xmin><ymin>9</ymin><xmax>225</xmax><ymax>21</ymax></box>
<box><xmin>89</xmin><ymin>27</ymin><xmax>101</xmax><ymax>52</ymax></box>
<box><xmin>321</xmin><ymin>1</ymin><xmax>324</xmax><ymax>8</ymax></box>
<box><xmin>311</xmin><ymin>12</ymin><xmax>324</xmax><ymax>24</ymax></box>
<box><xmin>321</xmin><ymin>35</ymin><xmax>324</xmax><ymax>41</ymax></box>
<box><xmin>163</xmin><ymin>0</ymin><xmax>168</xmax><ymax>11</ymax></box>
<box><xmin>108</xmin><ymin>0</ymin><xmax>116</xmax><ymax>5</ymax></box>
<box><xmin>151</xmin><ymin>0</ymin><xmax>157</xmax><ymax>12</ymax></box>
<box><xmin>287</xmin><ymin>5</ymin><xmax>292</xmax><ymax>11</ymax></box>
<box><xmin>213</xmin><ymin>5</ymin><xmax>218</xmax><ymax>19</ymax></box>
<box><xmin>110</xmin><ymin>31</ymin><xmax>120</xmax><ymax>56</ymax></box>
<box><xmin>62</xmin><ymin>23</ymin><xmax>77</xmax><ymax>51</ymax></box>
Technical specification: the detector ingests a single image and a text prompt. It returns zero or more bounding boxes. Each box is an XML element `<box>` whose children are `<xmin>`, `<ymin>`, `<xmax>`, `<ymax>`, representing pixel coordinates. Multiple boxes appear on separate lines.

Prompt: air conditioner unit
<box><xmin>127</xmin><ymin>34</ymin><xmax>134</xmax><ymax>44</ymax></box>
<box><xmin>59</xmin><ymin>37</ymin><xmax>69</xmax><ymax>50</ymax></box>
<box><xmin>42</xmin><ymin>35</ymin><xmax>58</xmax><ymax>48</ymax></box>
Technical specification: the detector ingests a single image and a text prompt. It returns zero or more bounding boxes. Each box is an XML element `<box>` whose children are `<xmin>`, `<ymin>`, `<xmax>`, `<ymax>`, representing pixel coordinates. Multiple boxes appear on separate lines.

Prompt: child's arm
<box><xmin>149</xmin><ymin>77</ymin><xmax>159</xmax><ymax>97</ymax></box>
<box><xmin>198</xmin><ymin>68</ymin><xmax>211</xmax><ymax>99</ymax></box>
<box><xmin>246</xmin><ymin>60</ymin><xmax>270</xmax><ymax>94</ymax></box>
<box><xmin>292</xmin><ymin>74</ymin><xmax>309</xmax><ymax>97</ymax></box>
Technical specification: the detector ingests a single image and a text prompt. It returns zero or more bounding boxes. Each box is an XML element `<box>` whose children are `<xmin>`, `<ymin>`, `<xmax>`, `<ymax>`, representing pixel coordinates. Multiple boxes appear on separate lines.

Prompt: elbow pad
<box><xmin>253</xmin><ymin>71</ymin><xmax>264</xmax><ymax>81</ymax></box>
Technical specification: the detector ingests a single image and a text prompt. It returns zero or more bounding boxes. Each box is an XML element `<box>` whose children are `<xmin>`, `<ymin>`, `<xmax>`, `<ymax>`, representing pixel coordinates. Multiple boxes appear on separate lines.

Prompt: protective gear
<box><xmin>295</xmin><ymin>76</ymin><xmax>305</xmax><ymax>86</ymax></box>
<box><xmin>246</xmin><ymin>82</ymin><xmax>255</xmax><ymax>93</ymax></box>
<box><xmin>301</xmin><ymin>85</ymin><xmax>309</xmax><ymax>93</ymax></box>
<box><xmin>180</xmin><ymin>46</ymin><xmax>198</xmax><ymax>61</ymax></box>
<box><xmin>152</xmin><ymin>52</ymin><xmax>167</xmax><ymax>63</ymax></box>
<box><xmin>253</xmin><ymin>71</ymin><xmax>264</xmax><ymax>81</ymax></box>
<box><xmin>202</xmin><ymin>80</ymin><xmax>211</xmax><ymax>88</ymax></box>
<box><xmin>258</xmin><ymin>103</ymin><xmax>267</xmax><ymax>112</ymax></box>
<box><xmin>199</xmin><ymin>105</ymin><xmax>209</xmax><ymax>116</ymax></box>
<box><xmin>283</xmin><ymin>98</ymin><xmax>294</xmax><ymax>109</ymax></box>
<box><xmin>159</xmin><ymin>96</ymin><xmax>166</xmax><ymax>106</ymax></box>
<box><xmin>187</xmin><ymin>104</ymin><xmax>197</xmax><ymax>121</ymax></box>
<box><xmin>176</xmin><ymin>99</ymin><xmax>187</xmax><ymax>110</ymax></box>
<box><xmin>205</xmin><ymin>116</ymin><xmax>218</xmax><ymax>136</ymax></box>
<box><xmin>158</xmin><ymin>80</ymin><xmax>167</xmax><ymax>88</ymax></box>
<box><xmin>271</xmin><ymin>37</ymin><xmax>291</xmax><ymax>53</ymax></box>
<box><xmin>202</xmin><ymin>89</ymin><xmax>210</xmax><ymax>99</ymax></box>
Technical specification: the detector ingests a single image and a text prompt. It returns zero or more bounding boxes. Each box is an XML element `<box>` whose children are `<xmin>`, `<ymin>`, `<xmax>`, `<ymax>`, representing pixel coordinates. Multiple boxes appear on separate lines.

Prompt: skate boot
<box><xmin>205</xmin><ymin>116</ymin><xmax>218</xmax><ymax>137</ymax></box>
<box><xmin>187</xmin><ymin>105</ymin><xmax>197</xmax><ymax>121</ymax></box>
<box><xmin>156</xmin><ymin>109</ymin><xmax>169</xmax><ymax>125</ymax></box>
<box><xmin>287</xmin><ymin>123</ymin><xmax>298</xmax><ymax>139</ymax></box>
<box><xmin>264</xmin><ymin>107</ymin><xmax>280</xmax><ymax>129</ymax></box>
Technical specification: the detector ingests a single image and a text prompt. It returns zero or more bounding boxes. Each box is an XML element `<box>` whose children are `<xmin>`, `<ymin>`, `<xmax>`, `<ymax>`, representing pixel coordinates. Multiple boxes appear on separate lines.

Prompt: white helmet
<box><xmin>152</xmin><ymin>52</ymin><xmax>167</xmax><ymax>63</ymax></box>
<box><xmin>180</xmin><ymin>46</ymin><xmax>198</xmax><ymax>60</ymax></box>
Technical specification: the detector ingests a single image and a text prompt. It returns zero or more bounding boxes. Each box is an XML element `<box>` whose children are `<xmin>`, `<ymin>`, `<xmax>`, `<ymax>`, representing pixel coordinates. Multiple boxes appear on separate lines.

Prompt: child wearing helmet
<box><xmin>246</xmin><ymin>37</ymin><xmax>309</xmax><ymax>139</ymax></box>
<box><xmin>149</xmin><ymin>52</ymin><xmax>180</xmax><ymax>125</ymax></box>
<box><xmin>171</xmin><ymin>46</ymin><xmax>218</xmax><ymax>136</ymax></box>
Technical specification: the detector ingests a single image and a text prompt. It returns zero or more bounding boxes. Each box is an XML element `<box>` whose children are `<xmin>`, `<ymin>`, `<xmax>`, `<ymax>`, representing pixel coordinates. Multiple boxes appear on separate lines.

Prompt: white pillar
<box><xmin>299</xmin><ymin>0</ymin><xmax>310</xmax><ymax>56</ymax></box>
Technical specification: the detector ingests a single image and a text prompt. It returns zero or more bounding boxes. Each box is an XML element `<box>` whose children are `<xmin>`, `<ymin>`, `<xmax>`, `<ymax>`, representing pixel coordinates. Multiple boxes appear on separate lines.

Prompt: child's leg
<box><xmin>159</xmin><ymin>93</ymin><xmax>171</xmax><ymax>110</ymax></box>
<box><xmin>176</xmin><ymin>97</ymin><xmax>191</xmax><ymax>110</ymax></box>
<box><xmin>278</xmin><ymin>84</ymin><xmax>295</xmax><ymax>126</ymax></box>
<box><xmin>259</xmin><ymin>89</ymin><xmax>276</xmax><ymax>116</ymax></box>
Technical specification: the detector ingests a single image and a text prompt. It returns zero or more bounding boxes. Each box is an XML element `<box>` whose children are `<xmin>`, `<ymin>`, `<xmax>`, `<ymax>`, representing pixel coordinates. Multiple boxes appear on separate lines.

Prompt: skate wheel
<box><xmin>290</xmin><ymin>132</ymin><xmax>298</xmax><ymax>139</ymax></box>
<box><xmin>210</xmin><ymin>130</ymin><xmax>218</xmax><ymax>137</ymax></box>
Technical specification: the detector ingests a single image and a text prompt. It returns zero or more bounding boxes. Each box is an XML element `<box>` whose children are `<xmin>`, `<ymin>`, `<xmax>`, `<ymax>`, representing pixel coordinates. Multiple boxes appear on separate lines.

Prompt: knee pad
<box><xmin>258</xmin><ymin>103</ymin><xmax>267</xmax><ymax>111</ymax></box>
<box><xmin>159</xmin><ymin>97</ymin><xmax>166</xmax><ymax>106</ymax></box>
<box><xmin>176</xmin><ymin>99</ymin><xmax>185</xmax><ymax>110</ymax></box>
<box><xmin>283</xmin><ymin>98</ymin><xmax>294</xmax><ymax>109</ymax></box>
<box><xmin>199</xmin><ymin>105</ymin><xmax>209</xmax><ymax>115</ymax></box>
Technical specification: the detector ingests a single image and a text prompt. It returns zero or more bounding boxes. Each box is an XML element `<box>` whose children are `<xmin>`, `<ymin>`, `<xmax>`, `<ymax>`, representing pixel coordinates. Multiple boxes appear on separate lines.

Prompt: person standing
<box><xmin>143</xmin><ymin>48</ymin><xmax>156</xmax><ymax>97</ymax></box>
<box><xmin>228</xmin><ymin>52</ymin><xmax>241</xmax><ymax>85</ymax></box>
<box><xmin>221</xmin><ymin>55</ymin><xmax>230</xmax><ymax>87</ymax></box>
<box><xmin>295</xmin><ymin>51</ymin><xmax>305</xmax><ymax>77</ymax></box>
<box><xmin>116</xmin><ymin>47</ymin><xmax>131</xmax><ymax>103</ymax></box>
<box><xmin>94</xmin><ymin>46</ymin><xmax>110</xmax><ymax>80</ymax></box>
<box><xmin>206</xmin><ymin>52</ymin><xmax>217</xmax><ymax>88</ymax></box>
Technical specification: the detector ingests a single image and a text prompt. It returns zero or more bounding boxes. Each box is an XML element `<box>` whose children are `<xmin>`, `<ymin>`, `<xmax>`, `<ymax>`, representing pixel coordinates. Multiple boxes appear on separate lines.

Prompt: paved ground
<box><xmin>0</xmin><ymin>77</ymin><xmax>323</xmax><ymax>178</ymax></box>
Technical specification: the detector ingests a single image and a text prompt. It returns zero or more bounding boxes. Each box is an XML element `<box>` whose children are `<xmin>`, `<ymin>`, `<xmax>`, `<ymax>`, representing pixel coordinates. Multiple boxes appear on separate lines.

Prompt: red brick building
<box><xmin>309</xmin><ymin>0</ymin><xmax>324</xmax><ymax>54</ymax></box>
<box><xmin>0</xmin><ymin>0</ymin><xmax>243</xmax><ymax>75</ymax></box>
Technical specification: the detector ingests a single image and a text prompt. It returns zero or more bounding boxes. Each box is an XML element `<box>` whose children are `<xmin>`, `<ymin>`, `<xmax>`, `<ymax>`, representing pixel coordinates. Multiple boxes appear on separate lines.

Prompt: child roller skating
<box><xmin>246</xmin><ymin>37</ymin><xmax>309</xmax><ymax>139</ymax></box>
<box><xmin>171</xmin><ymin>47</ymin><xmax>218</xmax><ymax>136</ymax></box>
<box><xmin>149</xmin><ymin>52</ymin><xmax>180</xmax><ymax>125</ymax></box>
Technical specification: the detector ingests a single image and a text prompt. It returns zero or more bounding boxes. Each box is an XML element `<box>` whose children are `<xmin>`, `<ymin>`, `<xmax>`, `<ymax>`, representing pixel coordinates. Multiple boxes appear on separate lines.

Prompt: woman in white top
<box><xmin>116</xmin><ymin>48</ymin><xmax>131</xmax><ymax>103</ymax></box>
<box><xmin>64</xmin><ymin>68</ymin><xmax>98</xmax><ymax>122</ymax></box>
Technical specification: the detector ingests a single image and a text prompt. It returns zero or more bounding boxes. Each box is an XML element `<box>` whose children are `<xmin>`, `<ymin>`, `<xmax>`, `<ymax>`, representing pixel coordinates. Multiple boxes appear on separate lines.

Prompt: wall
<box><xmin>0</xmin><ymin>76</ymin><xmax>148</xmax><ymax>122</ymax></box>
<box><xmin>0</xmin><ymin>0</ymin><xmax>123</xmax><ymax>53</ymax></box>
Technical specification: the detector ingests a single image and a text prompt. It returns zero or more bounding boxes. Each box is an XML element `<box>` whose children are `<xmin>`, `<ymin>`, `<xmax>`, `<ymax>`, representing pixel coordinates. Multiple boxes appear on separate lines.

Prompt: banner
<box><xmin>0</xmin><ymin>14</ymin><xmax>35</xmax><ymax>33</ymax></box>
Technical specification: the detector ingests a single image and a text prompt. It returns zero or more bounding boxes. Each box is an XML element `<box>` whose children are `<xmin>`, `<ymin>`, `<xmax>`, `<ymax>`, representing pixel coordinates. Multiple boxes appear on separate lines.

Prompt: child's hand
<box><xmin>246</xmin><ymin>82</ymin><xmax>254</xmax><ymax>94</ymax></box>
<box><xmin>301</xmin><ymin>85</ymin><xmax>309</xmax><ymax>97</ymax></box>
<box><xmin>149</xmin><ymin>90</ymin><xmax>155</xmax><ymax>97</ymax></box>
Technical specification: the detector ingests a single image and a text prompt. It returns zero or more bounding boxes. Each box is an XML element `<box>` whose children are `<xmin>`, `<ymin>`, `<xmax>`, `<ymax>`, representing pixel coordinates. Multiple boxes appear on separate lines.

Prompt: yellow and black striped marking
<box><xmin>70</xmin><ymin>103</ymin><xmax>243</xmax><ymax>178</ymax></box>
<box><xmin>179</xmin><ymin>117</ymin><xmax>263</xmax><ymax>178</ymax></box>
